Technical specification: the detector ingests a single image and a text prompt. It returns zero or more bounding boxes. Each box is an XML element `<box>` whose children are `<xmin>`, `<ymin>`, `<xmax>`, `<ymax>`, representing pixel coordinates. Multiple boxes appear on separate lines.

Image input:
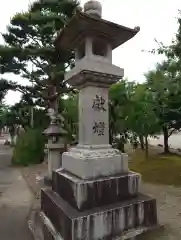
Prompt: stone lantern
<box><xmin>40</xmin><ymin>1</ymin><xmax>158</xmax><ymax>239</ymax></box>
<box><xmin>43</xmin><ymin>108</ymin><xmax>67</xmax><ymax>182</ymax></box>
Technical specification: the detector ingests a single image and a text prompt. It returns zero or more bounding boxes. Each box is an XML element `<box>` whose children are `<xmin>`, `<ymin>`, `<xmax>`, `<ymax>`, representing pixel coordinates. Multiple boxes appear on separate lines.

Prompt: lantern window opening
<box><xmin>76</xmin><ymin>40</ymin><xmax>86</xmax><ymax>60</ymax></box>
<box><xmin>92</xmin><ymin>38</ymin><xmax>108</xmax><ymax>57</ymax></box>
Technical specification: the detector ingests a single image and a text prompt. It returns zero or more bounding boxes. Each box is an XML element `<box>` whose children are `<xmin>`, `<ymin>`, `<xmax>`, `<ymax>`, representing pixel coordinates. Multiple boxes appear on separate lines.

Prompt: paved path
<box><xmin>0</xmin><ymin>145</ymin><xmax>12</xmax><ymax>169</ymax></box>
<box><xmin>0</xmin><ymin>144</ymin><xmax>33</xmax><ymax>240</ymax></box>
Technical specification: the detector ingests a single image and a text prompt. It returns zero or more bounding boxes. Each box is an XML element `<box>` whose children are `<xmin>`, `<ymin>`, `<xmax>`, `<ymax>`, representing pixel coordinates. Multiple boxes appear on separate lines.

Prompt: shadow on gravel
<box><xmin>137</xmin><ymin>225</ymin><xmax>177</xmax><ymax>240</ymax></box>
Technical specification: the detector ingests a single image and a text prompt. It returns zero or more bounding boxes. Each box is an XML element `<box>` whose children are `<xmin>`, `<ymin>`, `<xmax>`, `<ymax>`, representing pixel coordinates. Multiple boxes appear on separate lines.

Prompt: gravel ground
<box><xmin>21</xmin><ymin>161</ymin><xmax>47</xmax><ymax>199</ymax></box>
<box><xmin>138</xmin><ymin>183</ymin><xmax>181</xmax><ymax>239</ymax></box>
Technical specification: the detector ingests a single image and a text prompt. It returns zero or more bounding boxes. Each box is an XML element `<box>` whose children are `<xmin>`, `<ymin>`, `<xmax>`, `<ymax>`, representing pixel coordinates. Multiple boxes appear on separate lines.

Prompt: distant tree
<box><xmin>109</xmin><ymin>80</ymin><xmax>135</xmax><ymax>151</ymax></box>
<box><xmin>127</xmin><ymin>83</ymin><xmax>160</xmax><ymax>158</ymax></box>
<box><xmin>145</xmin><ymin>61</ymin><xmax>181</xmax><ymax>153</ymax></box>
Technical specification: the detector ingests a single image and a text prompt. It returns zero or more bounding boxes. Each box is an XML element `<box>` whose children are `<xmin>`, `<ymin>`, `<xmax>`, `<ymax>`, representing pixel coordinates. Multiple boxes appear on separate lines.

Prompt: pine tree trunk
<box><xmin>139</xmin><ymin>135</ymin><xmax>144</xmax><ymax>150</ymax></box>
<box><xmin>109</xmin><ymin>128</ymin><xmax>113</xmax><ymax>145</ymax></box>
<box><xmin>48</xmin><ymin>79</ymin><xmax>58</xmax><ymax>114</ymax></box>
<box><xmin>145</xmin><ymin>135</ymin><xmax>148</xmax><ymax>159</ymax></box>
<box><xmin>50</xmin><ymin>89</ymin><xmax>58</xmax><ymax>112</ymax></box>
<box><xmin>163</xmin><ymin>126</ymin><xmax>169</xmax><ymax>154</ymax></box>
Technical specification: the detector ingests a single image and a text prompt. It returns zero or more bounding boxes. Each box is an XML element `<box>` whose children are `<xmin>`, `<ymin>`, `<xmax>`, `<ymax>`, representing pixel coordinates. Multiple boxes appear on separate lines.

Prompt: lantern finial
<box><xmin>84</xmin><ymin>0</ymin><xmax>102</xmax><ymax>18</ymax></box>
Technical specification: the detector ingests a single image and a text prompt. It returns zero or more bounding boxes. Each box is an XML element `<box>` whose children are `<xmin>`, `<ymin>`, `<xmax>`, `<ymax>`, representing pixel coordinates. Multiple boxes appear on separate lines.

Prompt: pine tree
<box><xmin>0</xmin><ymin>0</ymin><xmax>78</xmax><ymax>110</ymax></box>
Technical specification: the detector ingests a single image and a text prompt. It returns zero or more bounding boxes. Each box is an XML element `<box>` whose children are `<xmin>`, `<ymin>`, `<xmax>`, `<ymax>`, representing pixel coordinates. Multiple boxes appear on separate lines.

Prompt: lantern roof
<box><xmin>43</xmin><ymin>124</ymin><xmax>67</xmax><ymax>136</ymax></box>
<box><xmin>55</xmin><ymin>10</ymin><xmax>140</xmax><ymax>51</ymax></box>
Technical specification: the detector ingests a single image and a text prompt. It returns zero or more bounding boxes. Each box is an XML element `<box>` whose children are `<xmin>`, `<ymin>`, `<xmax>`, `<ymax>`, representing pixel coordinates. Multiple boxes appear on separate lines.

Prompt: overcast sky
<box><xmin>1</xmin><ymin>0</ymin><xmax>181</xmax><ymax>104</ymax></box>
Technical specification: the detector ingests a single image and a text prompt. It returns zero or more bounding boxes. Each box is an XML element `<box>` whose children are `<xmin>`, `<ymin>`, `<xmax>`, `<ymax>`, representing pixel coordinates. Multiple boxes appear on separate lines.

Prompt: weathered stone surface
<box><xmin>65</xmin><ymin>63</ymin><xmax>124</xmax><ymax>87</ymax></box>
<box><xmin>78</xmin><ymin>86</ymin><xmax>110</xmax><ymax>146</ymax></box>
<box><xmin>62</xmin><ymin>147</ymin><xmax>128</xmax><ymax>179</ymax></box>
<box><xmin>43</xmin><ymin>223</ymin><xmax>55</xmax><ymax>240</ymax></box>
<box><xmin>52</xmin><ymin>169</ymin><xmax>141</xmax><ymax>211</ymax></box>
<box><xmin>41</xmin><ymin>189</ymin><xmax>157</xmax><ymax>240</ymax></box>
<box><xmin>47</xmin><ymin>149</ymin><xmax>62</xmax><ymax>179</ymax></box>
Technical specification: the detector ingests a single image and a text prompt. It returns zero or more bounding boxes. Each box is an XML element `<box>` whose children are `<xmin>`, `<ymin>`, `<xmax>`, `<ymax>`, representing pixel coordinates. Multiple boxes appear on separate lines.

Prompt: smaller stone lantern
<box><xmin>43</xmin><ymin>108</ymin><xmax>67</xmax><ymax>183</ymax></box>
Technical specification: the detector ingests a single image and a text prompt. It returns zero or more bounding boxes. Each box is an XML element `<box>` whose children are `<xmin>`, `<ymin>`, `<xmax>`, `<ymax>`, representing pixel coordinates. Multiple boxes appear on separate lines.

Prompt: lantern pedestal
<box><xmin>44</xmin><ymin>143</ymin><xmax>64</xmax><ymax>184</ymax></box>
<box><xmin>61</xmin><ymin>147</ymin><xmax>129</xmax><ymax>180</ymax></box>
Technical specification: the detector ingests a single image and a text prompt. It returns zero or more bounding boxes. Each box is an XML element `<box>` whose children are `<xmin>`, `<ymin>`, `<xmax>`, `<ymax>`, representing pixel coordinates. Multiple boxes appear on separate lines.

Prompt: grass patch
<box><xmin>129</xmin><ymin>149</ymin><xmax>181</xmax><ymax>186</ymax></box>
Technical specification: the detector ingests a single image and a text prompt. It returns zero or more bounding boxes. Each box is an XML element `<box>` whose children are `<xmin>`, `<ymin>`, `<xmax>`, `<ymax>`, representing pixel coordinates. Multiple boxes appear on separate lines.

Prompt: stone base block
<box><xmin>52</xmin><ymin>169</ymin><xmax>141</xmax><ymax>211</ymax></box>
<box><xmin>43</xmin><ymin>223</ymin><xmax>54</xmax><ymax>240</ymax></box>
<box><xmin>41</xmin><ymin>189</ymin><xmax>157</xmax><ymax>240</ymax></box>
<box><xmin>28</xmin><ymin>199</ymin><xmax>44</xmax><ymax>240</ymax></box>
<box><xmin>44</xmin><ymin>176</ymin><xmax>52</xmax><ymax>186</ymax></box>
<box><xmin>41</xmin><ymin>212</ymin><xmax>159</xmax><ymax>240</ymax></box>
<box><xmin>62</xmin><ymin>147</ymin><xmax>128</xmax><ymax>179</ymax></box>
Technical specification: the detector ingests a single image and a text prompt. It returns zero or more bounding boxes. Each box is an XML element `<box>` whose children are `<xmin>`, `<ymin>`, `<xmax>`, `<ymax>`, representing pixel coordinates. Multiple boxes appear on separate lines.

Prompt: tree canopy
<box><xmin>0</xmin><ymin>0</ymin><xmax>78</xmax><ymax>109</ymax></box>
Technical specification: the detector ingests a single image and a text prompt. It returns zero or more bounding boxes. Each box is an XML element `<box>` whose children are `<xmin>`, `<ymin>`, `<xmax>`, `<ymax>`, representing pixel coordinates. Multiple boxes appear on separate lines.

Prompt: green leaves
<box><xmin>109</xmin><ymin>80</ymin><xmax>135</xmax><ymax>144</ymax></box>
<box><xmin>109</xmin><ymin>78</ymin><xmax>161</xmax><ymax>149</ymax></box>
<box><xmin>129</xmin><ymin>84</ymin><xmax>160</xmax><ymax>136</ymax></box>
<box><xmin>146</xmin><ymin>61</ymin><xmax>181</xmax><ymax>131</ymax></box>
